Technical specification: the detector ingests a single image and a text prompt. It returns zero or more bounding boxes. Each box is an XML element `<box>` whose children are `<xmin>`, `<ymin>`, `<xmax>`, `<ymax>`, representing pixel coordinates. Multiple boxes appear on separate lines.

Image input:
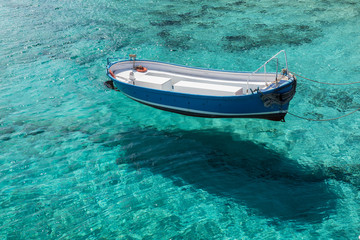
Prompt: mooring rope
<box><xmin>290</xmin><ymin>71</ymin><xmax>360</xmax><ymax>85</ymax></box>
<box><xmin>286</xmin><ymin>71</ymin><xmax>360</xmax><ymax>121</ymax></box>
<box><xmin>287</xmin><ymin>107</ymin><xmax>360</xmax><ymax>121</ymax></box>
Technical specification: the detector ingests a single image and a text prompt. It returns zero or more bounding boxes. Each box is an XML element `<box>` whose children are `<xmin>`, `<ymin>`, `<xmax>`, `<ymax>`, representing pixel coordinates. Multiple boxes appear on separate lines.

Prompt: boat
<box><xmin>106</xmin><ymin>50</ymin><xmax>296</xmax><ymax>121</ymax></box>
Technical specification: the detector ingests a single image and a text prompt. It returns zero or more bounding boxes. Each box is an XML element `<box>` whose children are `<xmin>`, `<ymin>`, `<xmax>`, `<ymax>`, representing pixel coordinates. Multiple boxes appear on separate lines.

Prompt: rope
<box><xmin>288</xmin><ymin>107</ymin><xmax>360</xmax><ymax>121</ymax></box>
<box><xmin>286</xmin><ymin>71</ymin><xmax>360</xmax><ymax>121</ymax></box>
<box><xmin>290</xmin><ymin>71</ymin><xmax>360</xmax><ymax>85</ymax></box>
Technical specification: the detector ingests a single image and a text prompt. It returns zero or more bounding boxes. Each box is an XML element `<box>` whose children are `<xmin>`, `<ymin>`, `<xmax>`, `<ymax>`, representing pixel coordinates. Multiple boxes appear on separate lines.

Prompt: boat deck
<box><xmin>113</xmin><ymin>68</ymin><xmax>288</xmax><ymax>96</ymax></box>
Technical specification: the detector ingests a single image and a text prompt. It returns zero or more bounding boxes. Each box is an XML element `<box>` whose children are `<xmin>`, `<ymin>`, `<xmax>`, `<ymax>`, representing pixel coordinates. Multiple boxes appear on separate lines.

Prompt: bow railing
<box><xmin>246</xmin><ymin>50</ymin><xmax>289</xmax><ymax>93</ymax></box>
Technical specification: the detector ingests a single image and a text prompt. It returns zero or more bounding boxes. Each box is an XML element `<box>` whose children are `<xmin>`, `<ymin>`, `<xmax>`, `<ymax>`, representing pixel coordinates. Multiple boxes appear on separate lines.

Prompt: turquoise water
<box><xmin>1</xmin><ymin>0</ymin><xmax>360</xmax><ymax>239</ymax></box>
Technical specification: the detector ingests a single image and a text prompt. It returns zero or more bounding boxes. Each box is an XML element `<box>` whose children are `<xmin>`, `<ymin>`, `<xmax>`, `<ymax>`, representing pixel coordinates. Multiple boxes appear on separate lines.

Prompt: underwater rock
<box><xmin>222</xmin><ymin>24</ymin><xmax>322</xmax><ymax>52</ymax></box>
<box><xmin>158</xmin><ymin>31</ymin><xmax>192</xmax><ymax>51</ymax></box>
<box><xmin>309</xmin><ymin>90</ymin><xmax>357</xmax><ymax>112</ymax></box>
<box><xmin>0</xmin><ymin>136</ymin><xmax>11</xmax><ymax>141</ymax></box>
<box><xmin>150</xmin><ymin>20</ymin><xmax>182</xmax><ymax>27</ymax></box>
<box><xmin>109</xmin><ymin>179</ymin><xmax>119</xmax><ymax>185</ymax></box>
<box><xmin>225</xmin><ymin>35</ymin><xmax>248</xmax><ymax>41</ymax></box>
<box><xmin>232</xmin><ymin>0</ymin><xmax>246</xmax><ymax>6</ymax></box>
<box><xmin>223</xmin><ymin>35</ymin><xmax>260</xmax><ymax>51</ymax></box>
<box><xmin>157</xmin><ymin>30</ymin><xmax>171</xmax><ymax>38</ymax></box>
<box><xmin>178</xmin><ymin>12</ymin><xmax>202</xmax><ymax>21</ymax></box>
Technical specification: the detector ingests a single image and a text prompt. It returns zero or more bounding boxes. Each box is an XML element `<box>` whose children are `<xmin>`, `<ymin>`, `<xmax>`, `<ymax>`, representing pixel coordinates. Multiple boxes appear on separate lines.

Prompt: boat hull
<box><xmin>130</xmin><ymin>97</ymin><xmax>287</xmax><ymax>121</ymax></box>
<box><xmin>111</xmin><ymin>78</ymin><xmax>294</xmax><ymax>121</ymax></box>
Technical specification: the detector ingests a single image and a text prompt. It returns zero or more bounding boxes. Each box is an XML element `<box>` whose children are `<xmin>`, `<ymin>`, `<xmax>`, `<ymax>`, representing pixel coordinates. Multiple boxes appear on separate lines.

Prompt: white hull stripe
<box><xmin>123</xmin><ymin>92</ymin><xmax>287</xmax><ymax>116</ymax></box>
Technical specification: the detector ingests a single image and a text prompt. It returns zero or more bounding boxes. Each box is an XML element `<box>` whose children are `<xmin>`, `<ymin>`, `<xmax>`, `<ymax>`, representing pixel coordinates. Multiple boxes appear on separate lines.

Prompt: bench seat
<box><xmin>146</xmin><ymin>70</ymin><xmax>267</xmax><ymax>89</ymax></box>
<box><xmin>134</xmin><ymin>74</ymin><xmax>172</xmax><ymax>91</ymax></box>
<box><xmin>174</xmin><ymin>81</ymin><xmax>243</xmax><ymax>96</ymax></box>
<box><xmin>114</xmin><ymin>70</ymin><xmax>172</xmax><ymax>91</ymax></box>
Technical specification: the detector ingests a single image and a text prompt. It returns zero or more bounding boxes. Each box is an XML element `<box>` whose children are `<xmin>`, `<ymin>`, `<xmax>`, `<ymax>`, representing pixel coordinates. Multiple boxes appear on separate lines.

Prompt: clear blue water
<box><xmin>1</xmin><ymin>0</ymin><xmax>360</xmax><ymax>239</ymax></box>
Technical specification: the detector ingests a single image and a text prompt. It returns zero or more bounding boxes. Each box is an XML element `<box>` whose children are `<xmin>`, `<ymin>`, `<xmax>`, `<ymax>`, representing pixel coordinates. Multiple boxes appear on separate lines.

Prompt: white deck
<box><xmin>110</xmin><ymin>60</ymin><xmax>289</xmax><ymax>96</ymax></box>
<box><xmin>174</xmin><ymin>81</ymin><xmax>243</xmax><ymax>96</ymax></box>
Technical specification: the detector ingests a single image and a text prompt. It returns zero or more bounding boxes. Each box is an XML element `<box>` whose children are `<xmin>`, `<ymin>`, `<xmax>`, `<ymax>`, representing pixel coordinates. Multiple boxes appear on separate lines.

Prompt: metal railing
<box><xmin>247</xmin><ymin>50</ymin><xmax>288</xmax><ymax>93</ymax></box>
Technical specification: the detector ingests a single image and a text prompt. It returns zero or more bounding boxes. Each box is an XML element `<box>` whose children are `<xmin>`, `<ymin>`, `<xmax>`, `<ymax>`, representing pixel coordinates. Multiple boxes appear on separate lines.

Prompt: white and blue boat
<box><xmin>106</xmin><ymin>50</ymin><xmax>296</xmax><ymax>121</ymax></box>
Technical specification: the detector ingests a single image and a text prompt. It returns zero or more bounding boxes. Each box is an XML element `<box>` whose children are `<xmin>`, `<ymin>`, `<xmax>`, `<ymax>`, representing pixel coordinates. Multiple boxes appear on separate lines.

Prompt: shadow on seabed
<box><xmin>112</xmin><ymin>126</ymin><xmax>358</xmax><ymax>224</ymax></box>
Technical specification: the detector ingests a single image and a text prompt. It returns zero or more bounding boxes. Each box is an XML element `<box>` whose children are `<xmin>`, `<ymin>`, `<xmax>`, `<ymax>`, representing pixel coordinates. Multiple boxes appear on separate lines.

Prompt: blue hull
<box><xmin>110</xmin><ymin>77</ymin><xmax>296</xmax><ymax>121</ymax></box>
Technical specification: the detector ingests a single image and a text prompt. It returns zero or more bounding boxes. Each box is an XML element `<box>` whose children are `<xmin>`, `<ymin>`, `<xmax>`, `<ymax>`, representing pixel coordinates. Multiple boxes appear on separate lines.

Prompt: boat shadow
<box><xmin>114</xmin><ymin>126</ymin><xmax>343</xmax><ymax>224</ymax></box>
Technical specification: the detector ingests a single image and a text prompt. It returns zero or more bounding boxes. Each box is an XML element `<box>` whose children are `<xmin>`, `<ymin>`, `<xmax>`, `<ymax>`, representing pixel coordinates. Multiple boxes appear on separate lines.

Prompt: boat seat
<box><xmin>146</xmin><ymin>70</ymin><xmax>267</xmax><ymax>89</ymax></box>
<box><xmin>134</xmin><ymin>74</ymin><xmax>172</xmax><ymax>91</ymax></box>
<box><xmin>174</xmin><ymin>81</ymin><xmax>243</xmax><ymax>96</ymax></box>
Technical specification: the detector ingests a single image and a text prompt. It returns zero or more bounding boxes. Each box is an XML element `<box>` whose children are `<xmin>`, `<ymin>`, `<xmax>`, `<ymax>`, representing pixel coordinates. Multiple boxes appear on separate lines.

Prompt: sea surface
<box><xmin>1</xmin><ymin>0</ymin><xmax>360</xmax><ymax>239</ymax></box>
